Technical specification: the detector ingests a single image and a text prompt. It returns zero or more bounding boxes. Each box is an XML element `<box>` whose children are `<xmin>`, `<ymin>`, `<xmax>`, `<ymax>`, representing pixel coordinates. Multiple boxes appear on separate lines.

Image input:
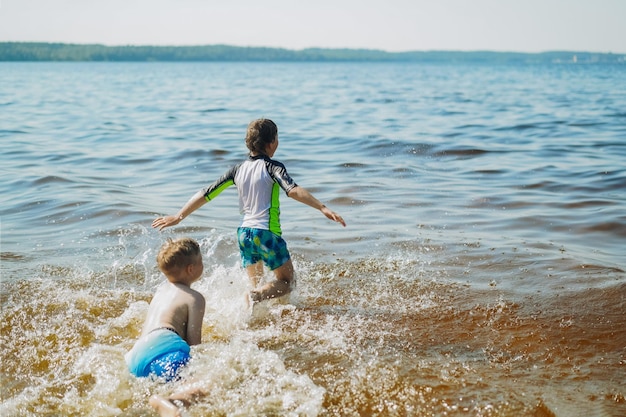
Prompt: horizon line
<box><xmin>1</xmin><ymin>41</ymin><xmax>624</xmax><ymax>55</ymax></box>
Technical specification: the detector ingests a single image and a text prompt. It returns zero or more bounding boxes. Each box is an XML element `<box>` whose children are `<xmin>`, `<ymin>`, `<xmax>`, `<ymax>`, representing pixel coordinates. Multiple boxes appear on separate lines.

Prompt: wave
<box><xmin>431</xmin><ymin>147</ymin><xmax>490</xmax><ymax>158</ymax></box>
<box><xmin>198</xmin><ymin>107</ymin><xmax>228</xmax><ymax>113</ymax></box>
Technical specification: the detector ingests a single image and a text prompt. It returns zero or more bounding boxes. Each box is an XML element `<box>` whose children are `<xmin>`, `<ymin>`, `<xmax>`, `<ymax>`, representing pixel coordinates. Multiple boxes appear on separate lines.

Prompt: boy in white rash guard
<box><xmin>152</xmin><ymin>118</ymin><xmax>346</xmax><ymax>303</ymax></box>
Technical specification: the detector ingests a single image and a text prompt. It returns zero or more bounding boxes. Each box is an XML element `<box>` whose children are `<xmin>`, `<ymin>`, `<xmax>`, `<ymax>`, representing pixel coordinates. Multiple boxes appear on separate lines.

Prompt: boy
<box><xmin>152</xmin><ymin>118</ymin><xmax>345</xmax><ymax>303</ymax></box>
<box><xmin>125</xmin><ymin>237</ymin><xmax>206</xmax><ymax>383</ymax></box>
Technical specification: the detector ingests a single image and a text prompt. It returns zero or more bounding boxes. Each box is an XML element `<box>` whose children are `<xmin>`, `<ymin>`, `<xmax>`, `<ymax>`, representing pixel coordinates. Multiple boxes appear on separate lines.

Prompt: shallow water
<box><xmin>1</xmin><ymin>62</ymin><xmax>625</xmax><ymax>416</ymax></box>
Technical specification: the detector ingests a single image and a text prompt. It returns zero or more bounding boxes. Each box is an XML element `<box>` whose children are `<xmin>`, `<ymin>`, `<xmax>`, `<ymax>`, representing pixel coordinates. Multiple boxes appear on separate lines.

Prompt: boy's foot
<box><xmin>249</xmin><ymin>290</ymin><xmax>263</xmax><ymax>303</ymax></box>
<box><xmin>149</xmin><ymin>395</ymin><xmax>182</xmax><ymax>417</ymax></box>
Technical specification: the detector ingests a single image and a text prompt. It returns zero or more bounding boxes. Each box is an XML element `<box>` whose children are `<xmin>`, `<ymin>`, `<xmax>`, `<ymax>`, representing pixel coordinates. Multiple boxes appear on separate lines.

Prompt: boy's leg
<box><xmin>149</xmin><ymin>395</ymin><xmax>182</xmax><ymax>417</ymax></box>
<box><xmin>250</xmin><ymin>259</ymin><xmax>293</xmax><ymax>302</ymax></box>
<box><xmin>149</xmin><ymin>383</ymin><xmax>205</xmax><ymax>416</ymax></box>
<box><xmin>246</xmin><ymin>262</ymin><xmax>264</xmax><ymax>288</ymax></box>
<box><xmin>273</xmin><ymin>258</ymin><xmax>294</xmax><ymax>282</ymax></box>
<box><xmin>240</xmin><ymin>228</ymin><xmax>293</xmax><ymax>303</ymax></box>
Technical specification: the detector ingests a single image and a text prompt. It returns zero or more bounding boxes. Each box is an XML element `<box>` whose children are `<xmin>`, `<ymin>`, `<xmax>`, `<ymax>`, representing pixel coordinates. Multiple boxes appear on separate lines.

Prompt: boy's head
<box><xmin>246</xmin><ymin>118</ymin><xmax>278</xmax><ymax>155</ymax></box>
<box><xmin>157</xmin><ymin>237</ymin><xmax>203</xmax><ymax>283</ymax></box>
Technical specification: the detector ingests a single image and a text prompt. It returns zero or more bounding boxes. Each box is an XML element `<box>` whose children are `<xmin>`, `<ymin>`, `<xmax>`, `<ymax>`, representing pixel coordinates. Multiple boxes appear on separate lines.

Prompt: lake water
<box><xmin>1</xmin><ymin>61</ymin><xmax>625</xmax><ymax>416</ymax></box>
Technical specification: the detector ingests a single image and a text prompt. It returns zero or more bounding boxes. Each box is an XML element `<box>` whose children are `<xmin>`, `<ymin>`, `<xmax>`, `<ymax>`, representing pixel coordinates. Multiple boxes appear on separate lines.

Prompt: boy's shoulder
<box><xmin>161</xmin><ymin>281</ymin><xmax>203</xmax><ymax>299</ymax></box>
<box><xmin>184</xmin><ymin>285</ymin><xmax>206</xmax><ymax>304</ymax></box>
<box><xmin>174</xmin><ymin>281</ymin><xmax>203</xmax><ymax>294</ymax></box>
<box><xmin>188</xmin><ymin>286</ymin><xmax>205</xmax><ymax>299</ymax></box>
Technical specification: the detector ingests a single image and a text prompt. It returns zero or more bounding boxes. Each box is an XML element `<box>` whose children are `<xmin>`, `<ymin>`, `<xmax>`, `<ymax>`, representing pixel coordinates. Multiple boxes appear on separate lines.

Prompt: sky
<box><xmin>1</xmin><ymin>0</ymin><xmax>624</xmax><ymax>53</ymax></box>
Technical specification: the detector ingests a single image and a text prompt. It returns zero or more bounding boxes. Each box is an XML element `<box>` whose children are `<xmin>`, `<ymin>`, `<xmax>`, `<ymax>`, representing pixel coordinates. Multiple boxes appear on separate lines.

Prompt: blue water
<box><xmin>1</xmin><ymin>62</ymin><xmax>625</xmax><ymax>416</ymax></box>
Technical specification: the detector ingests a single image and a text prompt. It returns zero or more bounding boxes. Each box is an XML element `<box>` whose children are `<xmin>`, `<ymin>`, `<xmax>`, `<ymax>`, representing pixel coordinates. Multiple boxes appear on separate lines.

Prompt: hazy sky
<box><xmin>1</xmin><ymin>0</ymin><xmax>624</xmax><ymax>53</ymax></box>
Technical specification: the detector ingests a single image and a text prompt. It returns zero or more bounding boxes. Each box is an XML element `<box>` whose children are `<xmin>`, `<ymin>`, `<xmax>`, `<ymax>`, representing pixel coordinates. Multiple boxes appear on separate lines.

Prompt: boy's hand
<box><xmin>321</xmin><ymin>206</ymin><xmax>346</xmax><ymax>227</ymax></box>
<box><xmin>152</xmin><ymin>215</ymin><xmax>181</xmax><ymax>230</ymax></box>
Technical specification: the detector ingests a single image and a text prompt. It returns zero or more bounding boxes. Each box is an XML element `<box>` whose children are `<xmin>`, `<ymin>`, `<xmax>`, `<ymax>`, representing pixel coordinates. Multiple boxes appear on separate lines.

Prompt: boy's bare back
<box><xmin>143</xmin><ymin>237</ymin><xmax>206</xmax><ymax>346</ymax></box>
<box><xmin>141</xmin><ymin>282</ymin><xmax>205</xmax><ymax>345</ymax></box>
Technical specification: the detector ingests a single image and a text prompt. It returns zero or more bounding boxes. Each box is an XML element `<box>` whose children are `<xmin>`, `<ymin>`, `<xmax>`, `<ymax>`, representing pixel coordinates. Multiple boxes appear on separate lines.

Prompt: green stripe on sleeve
<box><xmin>205</xmin><ymin>179</ymin><xmax>234</xmax><ymax>201</ymax></box>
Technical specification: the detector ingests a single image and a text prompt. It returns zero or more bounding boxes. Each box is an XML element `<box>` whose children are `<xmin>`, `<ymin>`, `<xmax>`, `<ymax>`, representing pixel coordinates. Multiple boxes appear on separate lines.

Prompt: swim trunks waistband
<box><xmin>150</xmin><ymin>327</ymin><xmax>180</xmax><ymax>337</ymax></box>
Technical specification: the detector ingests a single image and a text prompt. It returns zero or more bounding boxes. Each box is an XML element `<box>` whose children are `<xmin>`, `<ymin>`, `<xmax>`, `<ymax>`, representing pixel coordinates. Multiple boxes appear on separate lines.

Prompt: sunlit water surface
<box><xmin>1</xmin><ymin>62</ymin><xmax>625</xmax><ymax>416</ymax></box>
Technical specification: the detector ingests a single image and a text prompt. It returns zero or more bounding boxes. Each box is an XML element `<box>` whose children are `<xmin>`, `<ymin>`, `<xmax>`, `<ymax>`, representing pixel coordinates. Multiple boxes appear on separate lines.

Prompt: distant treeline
<box><xmin>1</xmin><ymin>42</ymin><xmax>624</xmax><ymax>63</ymax></box>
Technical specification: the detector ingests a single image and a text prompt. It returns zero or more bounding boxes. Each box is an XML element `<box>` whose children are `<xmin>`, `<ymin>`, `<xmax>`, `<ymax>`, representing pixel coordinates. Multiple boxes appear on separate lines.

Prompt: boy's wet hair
<box><xmin>245</xmin><ymin>118</ymin><xmax>277</xmax><ymax>155</ymax></box>
<box><xmin>157</xmin><ymin>237</ymin><xmax>201</xmax><ymax>274</ymax></box>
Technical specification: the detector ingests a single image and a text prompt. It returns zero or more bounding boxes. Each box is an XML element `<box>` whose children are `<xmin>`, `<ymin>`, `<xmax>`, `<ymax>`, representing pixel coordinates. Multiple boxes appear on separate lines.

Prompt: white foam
<box><xmin>170</xmin><ymin>337</ymin><xmax>325</xmax><ymax>416</ymax></box>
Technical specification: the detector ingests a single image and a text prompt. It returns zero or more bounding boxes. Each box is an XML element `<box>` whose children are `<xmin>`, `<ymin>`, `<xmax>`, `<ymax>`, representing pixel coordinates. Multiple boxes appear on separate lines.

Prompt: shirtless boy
<box><xmin>125</xmin><ymin>237</ymin><xmax>206</xmax><ymax>384</ymax></box>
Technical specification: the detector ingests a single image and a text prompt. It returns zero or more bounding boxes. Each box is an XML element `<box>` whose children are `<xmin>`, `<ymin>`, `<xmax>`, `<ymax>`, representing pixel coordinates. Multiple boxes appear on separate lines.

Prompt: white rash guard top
<box><xmin>202</xmin><ymin>154</ymin><xmax>298</xmax><ymax>236</ymax></box>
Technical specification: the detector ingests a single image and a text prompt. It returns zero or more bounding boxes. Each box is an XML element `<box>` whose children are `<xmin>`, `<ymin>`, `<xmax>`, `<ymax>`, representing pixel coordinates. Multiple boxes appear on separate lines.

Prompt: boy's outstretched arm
<box><xmin>287</xmin><ymin>186</ymin><xmax>346</xmax><ymax>227</ymax></box>
<box><xmin>152</xmin><ymin>191</ymin><xmax>207</xmax><ymax>230</ymax></box>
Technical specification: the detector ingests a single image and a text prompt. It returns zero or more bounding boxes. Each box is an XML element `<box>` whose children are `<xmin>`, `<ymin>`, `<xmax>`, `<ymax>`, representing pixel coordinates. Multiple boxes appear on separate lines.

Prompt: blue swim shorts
<box><xmin>148</xmin><ymin>350</ymin><xmax>190</xmax><ymax>382</ymax></box>
<box><xmin>237</xmin><ymin>227</ymin><xmax>291</xmax><ymax>270</ymax></box>
<box><xmin>125</xmin><ymin>328</ymin><xmax>191</xmax><ymax>382</ymax></box>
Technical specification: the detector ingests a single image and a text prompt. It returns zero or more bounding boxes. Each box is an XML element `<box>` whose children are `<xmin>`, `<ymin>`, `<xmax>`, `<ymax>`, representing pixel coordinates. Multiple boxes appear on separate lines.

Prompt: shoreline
<box><xmin>1</xmin><ymin>42</ymin><xmax>624</xmax><ymax>63</ymax></box>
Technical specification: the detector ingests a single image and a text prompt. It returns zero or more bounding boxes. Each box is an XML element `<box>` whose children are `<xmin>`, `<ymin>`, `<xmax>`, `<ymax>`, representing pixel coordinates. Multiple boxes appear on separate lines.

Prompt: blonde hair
<box><xmin>156</xmin><ymin>237</ymin><xmax>201</xmax><ymax>275</ymax></box>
